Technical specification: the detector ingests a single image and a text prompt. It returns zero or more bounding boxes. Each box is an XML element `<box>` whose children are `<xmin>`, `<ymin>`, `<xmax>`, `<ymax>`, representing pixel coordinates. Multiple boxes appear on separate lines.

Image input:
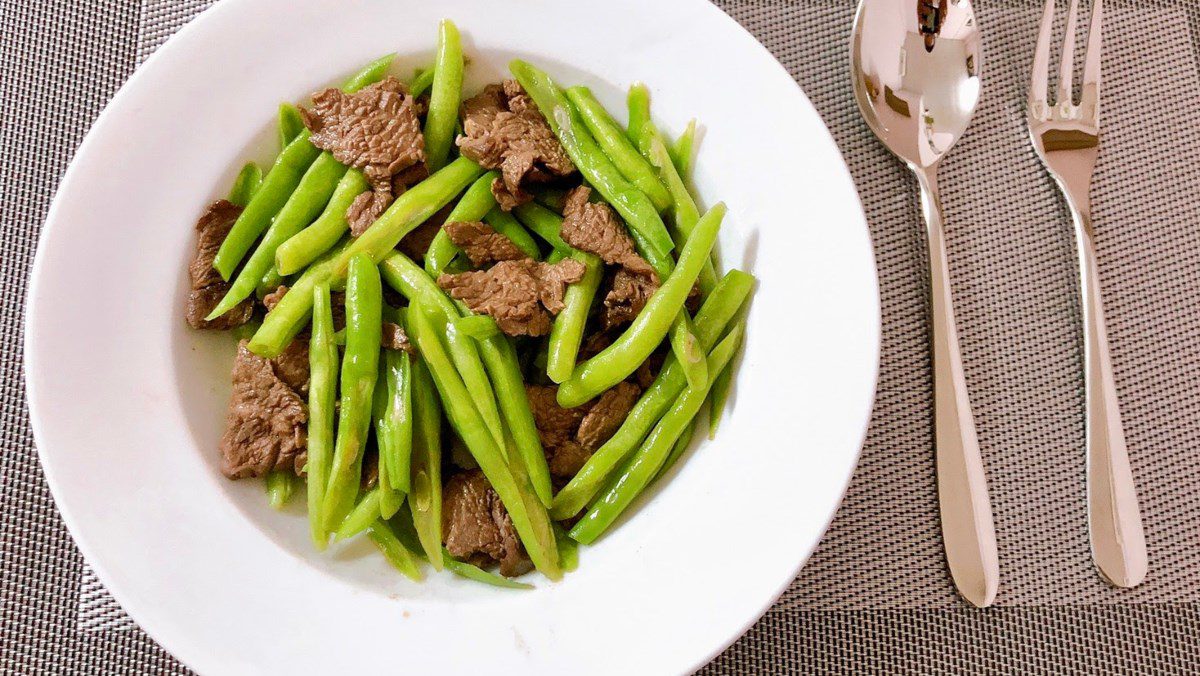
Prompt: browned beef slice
<box><xmin>602</xmin><ymin>268</ymin><xmax>659</xmax><ymax>328</ymax></box>
<box><xmin>186</xmin><ymin>200</ymin><xmax>255</xmax><ymax>330</ymax></box>
<box><xmin>525</xmin><ymin>384</ymin><xmax>596</xmax><ymax>479</ymax></box>
<box><xmin>442</xmin><ymin>220</ymin><xmax>527</xmax><ymax>266</ymax></box>
<box><xmin>272</xmin><ymin>337</ymin><xmax>310</xmax><ymax>393</ymax></box>
<box><xmin>634</xmin><ymin>346</ymin><xmax>669</xmax><ymax>389</ymax></box>
<box><xmin>443</xmin><ymin>470</ymin><xmax>531</xmax><ymax>577</ymax></box>
<box><xmin>345</xmin><ymin>163</ymin><xmax>435</xmax><ymax>237</ymax></box>
<box><xmin>560</xmin><ymin>186</ymin><xmax>656</xmax><ymax>277</ymax></box>
<box><xmin>438</xmin><ymin>258</ymin><xmax>586</xmax><ymax>336</ymax></box>
<box><xmin>262</xmin><ymin>285</ymin><xmax>288</xmax><ymax>312</ymax></box>
<box><xmin>302</xmin><ymin>77</ymin><xmax>425</xmax><ymax>188</ymax></box>
<box><xmin>381</xmin><ymin>321</ymin><xmax>412</xmax><ymax>352</ymax></box>
<box><xmin>576</xmin><ymin>382</ymin><xmax>641</xmax><ymax>451</ymax></box>
<box><xmin>456</xmin><ymin>81</ymin><xmax>575</xmax><ymax>210</ymax></box>
<box><xmin>219</xmin><ymin>341</ymin><xmax>307</xmax><ymax>479</ymax></box>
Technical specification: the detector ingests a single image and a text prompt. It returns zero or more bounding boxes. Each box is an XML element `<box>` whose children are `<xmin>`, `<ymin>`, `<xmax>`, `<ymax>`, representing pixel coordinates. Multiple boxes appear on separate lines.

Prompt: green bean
<box><xmin>408</xmin><ymin>357</ymin><xmax>443</xmax><ymax>569</ymax></box>
<box><xmin>671</xmin><ymin>119</ymin><xmax>697</xmax><ymax>180</ymax></box>
<box><xmin>367</xmin><ymin>520</ymin><xmax>422</xmax><ymax>582</ymax></box>
<box><xmin>207</xmin><ymin>152</ymin><xmax>347</xmax><ymax>319</ymax></box>
<box><xmin>476</xmin><ymin>333</ymin><xmax>553</xmax><ymax>507</ymax></box>
<box><xmin>626</xmin><ymin>83</ymin><xmax>652</xmax><ymax>154</ymax></box>
<box><xmin>708</xmin><ymin>350</ymin><xmax>738</xmax><ymax>440</ymax></box>
<box><xmin>566</xmin><ymin>86</ymin><xmax>671</xmax><ymax>212</ymax></box>
<box><xmin>424</xmin><ymin>171</ymin><xmax>500</xmax><ymax>276</ymax></box>
<box><xmin>265</xmin><ymin>470</ymin><xmax>300</xmax><ymax>510</ymax></box>
<box><xmin>409</xmin><ymin>67</ymin><xmax>436</xmax><ymax>97</ymax></box>
<box><xmin>341</xmin><ymin>53</ymin><xmax>396</xmax><ymax>93</ymax></box>
<box><xmin>554</xmin><ymin>524</ymin><xmax>580</xmax><ymax>573</ymax></box>
<box><xmin>550</xmin><ymin>270</ymin><xmax>753</xmax><ymax>520</ymax></box>
<box><xmin>321</xmin><ymin>254</ymin><xmax>383</xmax><ymax>531</ymax></box>
<box><xmin>407</xmin><ymin>302</ymin><xmax>561</xmax><ymax>579</ymax></box>
<box><xmin>556</xmin><ymin>203</ymin><xmax>725</xmax><ymax>407</ymax></box>
<box><xmin>278</xmin><ymin>103</ymin><xmax>306</xmax><ymax>149</ymax></box>
<box><xmin>372</xmin><ymin>362</ymin><xmax>403</xmax><ymax>519</ymax></box>
<box><xmin>455</xmin><ymin>314</ymin><xmax>501</xmax><ymax>339</ymax></box>
<box><xmin>513</xmin><ymin>201</ymin><xmax>570</xmax><ymax>253</ymax></box>
<box><xmin>227</xmin><ymin>162</ymin><xmax>262</xmax><ymax>207</ymax></box>
<box><xmin>378</xmin><ymin>252</ymin><xmax>507</xmax><ymax>451</ymax></box>
<box><xmin>213</xmin><ymin>131</ymin><xmax>322</xmax><ymax>279</ymax></box>
<box><xmin>484</xmin><ymin>207</ymin><xmax>542</xmax><ymax>260</ymax></box>
<box><xmin>334</xmin><ymin>488</ymin><xmax>383</xmax><ymax>541</ymax></box>
<box><xmin>248</xmin><ymin>157</ymin><xmax>484</xmax><ymax>357</ymax></box>
<box><xmin>377</xmin><ymin>458</ymin><xmax>404</xmax><ymax>520</ymax></box>
<box><xmin>424</xmin><ymin>20</ymin><xmax>463</xmax><ymax>172</ymax></box>
<box><xmin>306</xmin><ymin>284</ymin><xmax>339</xmax><ymax>549</ymax></box>
<box><xmin>646</xmin><ymin>135</ymin><xmax>718</xmax><ymax>295</ymax></box>
<box><xmin>669</xmin><ymin>309</ymin><xmax>707</xmax><ymax>390</ymax></box>
<box><xmin>442</xmin><ymin>548</ymin><xmax>534</xmax><ymax>589</ymax></box>
<box><xmin>375</xmin><ymin>349</ymin><xmax>414</xmax><ymax>495</ymax></box>
<box><xmin>509</xmin><ymin>60</ymin><xmax>674</xmax><ymax>262</ymax></box>
<box><xmin>275</xmin><ymin>169</ymin><xmax>370</xmax><ymax>275</ymax></box>
<box><xmin>659</xmin><ymin>410</ymin><xmax>699</xmax><ymax>481</ymax></box>
<box><xmin>534</xmin><ymin>187</ymin><xmax>568</xmax><ymax>213</ymax></box>
<box><xmin>258</xmin><ymin>266</ymin><xmax>283</xmax><ymax>298</ymax></box>
<box><xmin>546</xmin><ymin>250</ymin><xmax>602</xmax><ymax>383</ymax></box>
<box><xmin>570</xmin><ymin>323</ymin><xmax>745</xmax><ymax>544</ymax></box>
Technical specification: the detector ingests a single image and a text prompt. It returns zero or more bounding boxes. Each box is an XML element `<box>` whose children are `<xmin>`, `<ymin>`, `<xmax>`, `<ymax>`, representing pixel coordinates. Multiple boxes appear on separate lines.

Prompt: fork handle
<box><xmin>916</xmin><ymin>168</ymin><xmax>999</xmax><ymax>608</ymax></box>
<box><xmin>1073</xmin><ymin>211</ymin><xmax>1148</xmax><ymax>588</ymax></box>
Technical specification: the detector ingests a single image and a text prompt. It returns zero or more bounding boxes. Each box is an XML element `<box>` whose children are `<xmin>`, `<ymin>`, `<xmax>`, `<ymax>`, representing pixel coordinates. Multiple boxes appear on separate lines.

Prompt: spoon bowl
<box><xmin>852</xmin><ymin>0</ymin><xmax>982</xmax><ymax>169</ymax></box>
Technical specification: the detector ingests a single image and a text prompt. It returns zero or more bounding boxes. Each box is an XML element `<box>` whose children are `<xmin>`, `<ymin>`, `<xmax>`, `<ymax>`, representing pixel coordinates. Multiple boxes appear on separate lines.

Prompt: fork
<box><xmin>1028</xmin><ymin>0</ymin><xmax>1147</xmax><ymax>588</ymax></box>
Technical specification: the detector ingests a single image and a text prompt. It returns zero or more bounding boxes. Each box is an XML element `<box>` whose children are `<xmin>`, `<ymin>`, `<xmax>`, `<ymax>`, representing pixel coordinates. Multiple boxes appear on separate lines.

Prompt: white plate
<box><xmin>25</xmin><ymin>0</ymin><xmax>879</xmax><ymax>673</ymax></box>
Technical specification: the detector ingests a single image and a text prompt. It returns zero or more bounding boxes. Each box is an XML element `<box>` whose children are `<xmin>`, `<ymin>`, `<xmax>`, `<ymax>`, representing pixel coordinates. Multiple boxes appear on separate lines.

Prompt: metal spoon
<box><xmin>850</xmin><ymin>0</ymin><xmax>998</xmax><ymax>607</ymax></box>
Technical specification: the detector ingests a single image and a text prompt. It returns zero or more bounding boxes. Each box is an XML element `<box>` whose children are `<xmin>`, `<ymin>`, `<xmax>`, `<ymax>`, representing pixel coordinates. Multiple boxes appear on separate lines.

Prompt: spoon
<box><xmin>850</xmin><ymin>0</ymin><xmax>998</xmax><ymax>608</ymax></box>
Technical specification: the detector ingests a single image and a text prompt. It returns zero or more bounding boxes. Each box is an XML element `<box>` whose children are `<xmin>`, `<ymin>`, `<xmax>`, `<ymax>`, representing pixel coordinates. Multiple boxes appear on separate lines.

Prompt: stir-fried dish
<box><xmin>185</xmin><ymin>20</ymin><xmax>754</xmax><ymax>586</ymax></box>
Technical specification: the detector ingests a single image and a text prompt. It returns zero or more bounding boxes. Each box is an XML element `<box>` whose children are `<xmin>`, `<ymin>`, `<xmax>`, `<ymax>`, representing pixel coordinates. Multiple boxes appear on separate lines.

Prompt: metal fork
<box><xmin>1028</xmin><ymin>0</ymin><xmax>1147</xmax><ymax>588</ymax></box>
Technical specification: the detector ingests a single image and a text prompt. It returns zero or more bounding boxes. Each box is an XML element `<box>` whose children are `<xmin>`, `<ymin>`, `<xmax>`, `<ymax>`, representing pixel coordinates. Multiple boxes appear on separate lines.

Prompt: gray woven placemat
<box><xmin>3</xmin><ymin>0</ymin><xmax>1199</xmax><ymax>673</ymax></box>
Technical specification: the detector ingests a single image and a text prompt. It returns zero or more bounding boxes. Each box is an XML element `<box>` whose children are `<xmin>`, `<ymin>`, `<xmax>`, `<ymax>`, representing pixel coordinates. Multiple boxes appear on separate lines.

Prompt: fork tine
<box><xmin>1031</xmin><ymin>0</ymin><xmax>1056</xmax><ymax>107</ymax></box>
<box><xmin>1058</xmin><ymin>0</ymin><xmax>1080</xmax><ymax>105</ymax></box>
<box><xmin>1081</xmin><ymin>0</ymin><xmax>1102</xmax><ymax>113</ymax></box>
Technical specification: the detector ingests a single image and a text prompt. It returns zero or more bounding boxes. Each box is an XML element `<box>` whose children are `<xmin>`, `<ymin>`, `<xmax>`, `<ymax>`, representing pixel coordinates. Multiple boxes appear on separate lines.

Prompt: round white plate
<box><xmin>25</xmin><ymin>0</ymin><xmax>879</xmax><ymax>673</ymax></box>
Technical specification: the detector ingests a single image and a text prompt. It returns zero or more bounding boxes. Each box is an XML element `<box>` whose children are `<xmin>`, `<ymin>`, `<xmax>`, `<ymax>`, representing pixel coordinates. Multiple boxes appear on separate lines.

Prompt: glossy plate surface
<box><xmin>25</xmin><ymin>0</ymin><xmax>879</xmax><ymax>672</ymax></box>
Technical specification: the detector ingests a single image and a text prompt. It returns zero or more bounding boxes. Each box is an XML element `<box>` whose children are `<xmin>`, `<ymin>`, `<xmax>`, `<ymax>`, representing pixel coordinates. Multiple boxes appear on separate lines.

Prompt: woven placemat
<box><xmin>3</xmin><ymin>0</ymin><xmax>1199</xmax><ymax>673</ymax></box>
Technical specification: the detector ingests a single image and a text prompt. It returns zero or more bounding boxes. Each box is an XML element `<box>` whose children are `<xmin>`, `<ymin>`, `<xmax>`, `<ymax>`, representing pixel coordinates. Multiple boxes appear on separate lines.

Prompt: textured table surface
<box><xmin>3</xmin><ymin>0</ymin><xmax>1199</xmax><ymax>673</ymax></box>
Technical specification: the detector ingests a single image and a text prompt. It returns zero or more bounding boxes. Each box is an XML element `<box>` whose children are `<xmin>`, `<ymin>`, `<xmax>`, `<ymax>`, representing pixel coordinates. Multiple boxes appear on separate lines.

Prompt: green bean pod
<box><xmin>278</xmin><ymin>103</ymin><xmax>306</xmax><ymax>149</ymax></box>
<box><xmin>368</xmin><ymin>520</ymin><xmax>423</xmax><ymax>582</ymax></box>
<box><xmin>646</xmin><ymin>136</ymin><xmax>718</xmax><ymax>295</ymax></box>
<box><xmin>454</xmin><ymin>314</ymin><xmax>501</xmax><ymax>339</ymax></box>
<box><xmin>306</xmin><ymin>283</ymin><xmax>339</xmax><ymax>549</ymax></box>
<box><xmin>442</xmin><ymin>548</ymin><xmax>534</xmax><ymax>589</ymax></box>
<box><xmin>407</xmin><ymin>302</ymin><xmax>561</xmax><ymax>580</ymax></box>
<box><xmin>626</xmin><ymin>83</ymin><xmax>653</xmax><ymax>153</ymax></box>
<box><xmin>557</xmin><ymin>203</ymin><xmax>725</xmax><ymax>407</ymax></box>
<box><xmin>227</xmin><ymin>162</ymin><xmax>263</xmax><ymax>207</ymax></box>
<box><xmin>546</xmin><ymin>250</ymin><xmax>602</xmax><ymax>384</ymax></box>
<box><xmin>334</xmin><ymin>488</ymin><xmax>383</xmax><ymax>541</ymax></box>
<box><xmin>376</xmin><ymin>349</ymin><xmax>414</xmax><ymax>495</ymax></box>
<box><xmin>659</xmin><ymin>410</ymin><xmax>699</xmax><ymax>481</ymax></box>
<box><xmin>509</xmin><ymin>60</ymin><xmax>674</xmax><ymax>262</ymax></box>
<box><xmin>424</xmin><ymin>19</ymin><xmax>463</xmax><ymax>172</ymax></box>
<box><xmin>549</xmin><ymin>269</ymin><xmax>753</xmax><ymax>520</ymax></box>
<box><xmin>483</xmin><ymin>207</ymin><xmax>542</xmax><ymax>260</ymax></box>
<box><xmin>513</xmin><ymin>201</ymin><xmax>570</xmax><ymax>253</ymax></box>
<box><xmin>321</xmin><ymin>254</ymin><xmax>383</xmax><ymax>532</ymax></box>
<box><xmin>409</xmin><ymin>67</ymin><xmax>436</xmax><ymax>97</ymax></box>
<box><xmin>341</xmin><ymin>53</ymin><xmax>396</xmax><ymax>93</ymax></box>
<box><xmin>565</xmin><ymin>86</ymin><xmax>671</xmax><ymax>212</ymax></box>
<box><xmin>265</xmin><ymin>470</ymin><xmax>300</xmax><ymax>510</ymax></box>
<box><xmin>274</xmin><ymin>169</ymin><xmax>369</xmax><ymax>275</ymax></box>
<box><xmin>424</xmin><ymin>170</ymin><xmax>500</xmax><ymax>275</ymax></box>
<box><xmin>570</xmin><ymin>322</ymin><xmax>745</xmax><ymax>544</ymax></box>
<box><xmin>671</xmin><ymin>118</ymin><xmax>697</xmax><ymax>180</ymax></box>
<box><xmin>408</xmin><ymin>357</ymin><xmax>444</xmax><ymax>569</ymax></box>
<box><xmin>248</xmin><ymin>157</ymin><xmax>484</xmax><ymax>358</ymax></box>
<box><xmin>207</xmin><ymin>152</ymin><xmax>348</xmax><ymax>319</ymax></box>
<box><xmin>669</xmin><ymin>310</ymin><xmax>707</xmax><ymax>389</ymax></box>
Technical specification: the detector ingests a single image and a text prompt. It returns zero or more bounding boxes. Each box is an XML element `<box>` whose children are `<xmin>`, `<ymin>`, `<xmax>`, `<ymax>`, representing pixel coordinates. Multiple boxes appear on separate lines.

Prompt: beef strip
<box><xmin>575</xmin><ymin>381</ymin><xmax>641</xmax><ymax>451</ymax></box>
<box><xmin>442</xmin><ymin>220</ymin><xmax>527</xmax><ymax>266</ymax></box>
<box><xmin>381</xmin><ymin>321</ymin><xmax>412</xmax><ymax>352</ymax></box>
<box><xmin>262</xmin><ymin>285</ymin><xmax>288</xmax><ymax>312</ymax></box>
<box><xmin>602</xmin><ymin>267</ymin><xmax>659</xmax><ymax>328</ymax></box>
<box><xmin>456</xmin><ymin>80</ymin><xmax>575</xmax><ymax>210</ymax></box>
<box><xmin>186</xmin><ymin>200</ymin><xmax>255</xmax><ymax>330</ymax></box>
<box><xmin>437</xmin><ymin>258</ymin><xmax>586</xmax><ymax>336</ymax></box>
<box><xmin>302</xmin><ymin>77</ymin><xmax>426</xmax><ymax>235</ymax></box>
<box><xmin>442</xmin><ymin>470</ymin><xmax>531</xmax><ymax>577</ymax></box>
<box><xmin>219</xmin><ymin>340</ymin><xmax>308</xmax><ymax>479</ymax></box>
<box><xmin>560</xmin><ymin>186</ymin><xmax>656</xmax><ymax>277</ymax></box>
<box><xmin>525</xmin><ymin>384</ymin><xmax>597</xmax><ymax>479</ymax></box>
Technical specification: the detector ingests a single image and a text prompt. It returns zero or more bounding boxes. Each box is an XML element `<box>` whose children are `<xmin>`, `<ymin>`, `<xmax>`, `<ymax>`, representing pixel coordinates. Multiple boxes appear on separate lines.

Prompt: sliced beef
<box><xmin>525</xmin><ymin>384</ymin><xmax>595</xmax><ymax>479</ymax></box>
<box><xmin>271</xmin><ymin>337</ymin><xmax>310</xmax><ymax>393</ymax></box>
<box><xmin>560</xmin><ymin>186</ymin><xmax>656</xmax><ymax>277</ymax></box>
<box><xmin>262</xmin><ymin>285</ymin><xmax>288</xmax><ymax>312</ymax></box>
<box><xmin>456</xmin><ymin>81</ymin><xmax>575</xmax><ymax>211</ymax></box>
<box><xmin>219</xmin><ymin>341</ymin><xmax>308</xmax><ymax>479</ymax></box>
<box><xmin>575</xmin><ymin>381</ymin><xmax>641</xmax><ymax>451</ymax></box>
<box><xmin>186</xmin><ymin>200</ymin><xmax>255</xmax><ymax>330</ymax></box>
<box><xmin>442</xmin><ymin>470</ymin><xmax>531</xmax><ymax>577</ymax></box>
<box><xmin>634</xmin><ymin>345</ymin><xmax>669</xmax><ymax>389</ymax></box>
<box><xmin>303</xmin><ymin>77</ymin><xmax>426</xmax><ymax>235</ymax></box>
<box><xmin>602</xmin><ymin>267</ymin><xmax>659</xmax><ymax>328</ymax></box>
<box><xmin>381</xmin><ymin>321</ymin><xmax>412</xmax><ymax>352</ymax></box>
<box><xmin>437</xmin><ymin>258</ymin><xmax>586</xmax><ymax>336</ymax></box>
<box><xmin>442</xmin><ymin>220</ymin><xmax>527</xmax><ymax>266</ymax></box>
<box><xmin>397</xmin><ymin>202</ymin><xmax>451</xmax><ymax>262</ymax></box>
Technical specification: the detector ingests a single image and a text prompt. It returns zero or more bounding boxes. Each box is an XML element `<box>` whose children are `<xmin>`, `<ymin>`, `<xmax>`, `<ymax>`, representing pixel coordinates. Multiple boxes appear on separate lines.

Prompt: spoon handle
<box><xmin>915</xmin><ymin>167</ymin><xmax>999</xmax><ymax>608</ymax></box>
